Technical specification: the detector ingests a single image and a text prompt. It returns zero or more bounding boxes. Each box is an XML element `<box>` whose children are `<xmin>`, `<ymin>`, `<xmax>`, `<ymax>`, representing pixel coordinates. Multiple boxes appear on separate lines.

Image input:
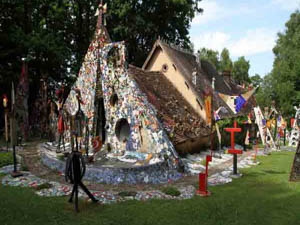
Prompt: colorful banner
<box><xmin>205</xmin><ymin>95</ymin><xmax>211</xmax><ymax>125</ymax></box>
<box><xmin>235</xmin><ymin>95</ymin><xmax>246</xmax><ymax>113</ymax></box>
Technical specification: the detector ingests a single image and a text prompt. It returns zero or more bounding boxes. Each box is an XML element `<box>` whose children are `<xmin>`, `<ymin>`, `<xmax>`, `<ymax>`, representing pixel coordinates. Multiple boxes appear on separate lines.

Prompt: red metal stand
<box><xmin>225</xmin><ymin>121</ymin><xmax>243</xmax><ymax>175</ymax></box>
<box><xmin>197</xmin><ymin>155</ymin><xmax>212</xmax><ymax>197</ymax></box>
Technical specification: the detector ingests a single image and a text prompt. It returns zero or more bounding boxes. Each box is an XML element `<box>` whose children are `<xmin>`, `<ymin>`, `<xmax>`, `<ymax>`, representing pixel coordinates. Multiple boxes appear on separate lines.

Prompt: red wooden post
<box><xmin>225</xmin><ymin>120</ymin><xmax>243</xmax><ymax>175</ymax></box>
<box><xmin>197</xmin><ymin>155</ymin><xmax>212</xmax><ymax>197</ymax></box>
<box><xmin>205</xmin><ymin>155</ymin><xmax>212</xmax><ymax>177</ymax></box>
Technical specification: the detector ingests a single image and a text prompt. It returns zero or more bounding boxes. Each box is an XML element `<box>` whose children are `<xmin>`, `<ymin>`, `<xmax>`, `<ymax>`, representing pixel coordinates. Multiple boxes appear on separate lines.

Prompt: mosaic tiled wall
<box><xmin>99</xmin><ymin>42</ymin><xmax>178</xmax><ymax>162</ymax></box>
<box><xmin>63</xmin><ymin>26</ymin><xmax>178</xmax><ymax>166</ymax></box>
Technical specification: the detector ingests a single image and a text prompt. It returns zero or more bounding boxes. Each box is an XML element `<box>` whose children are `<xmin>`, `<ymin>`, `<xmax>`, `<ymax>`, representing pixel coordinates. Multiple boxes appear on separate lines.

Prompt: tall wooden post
<box><xmin>3</xmin><ymin>95</ymin><xmax>9</xmax><ymax>151</ymax></box>
<box><xmin>210</xmin><ymin>77</ymin><xmax>215</xmax><ymax>152</ymax></box>
<box><xmin>5</xmin><ymin>109</ymin><xmax>9</xmax><ymax>151</ymax></box>
<box><xmin>10</xmin><ymin>82</ymin><xmax>22</xmax><ymax>177</ymax></box>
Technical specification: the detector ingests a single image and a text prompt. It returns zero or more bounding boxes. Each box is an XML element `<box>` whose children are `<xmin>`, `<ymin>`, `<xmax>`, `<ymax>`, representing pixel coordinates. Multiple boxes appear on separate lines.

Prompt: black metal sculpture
<box><xmin>65</xmin><ymin>89</ymin><xmax>98</xmax><ymax>212</ymax></box>
<box><xmin>65</xmin><ymin>146</ymin><xmax>98</xmax><ymax>212</ymax></box>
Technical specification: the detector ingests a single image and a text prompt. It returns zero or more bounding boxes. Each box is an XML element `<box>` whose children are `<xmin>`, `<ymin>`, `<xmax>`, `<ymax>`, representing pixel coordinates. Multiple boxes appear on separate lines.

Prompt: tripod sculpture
<box><xmin>65</xmin><ymin>89</ymin><xmax>98</xmax><ymax>212</ymax></box>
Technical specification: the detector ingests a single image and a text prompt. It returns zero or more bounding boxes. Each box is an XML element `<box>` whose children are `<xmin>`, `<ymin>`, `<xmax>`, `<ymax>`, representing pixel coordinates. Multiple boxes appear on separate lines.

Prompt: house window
<box><xmin>185</xmin><ymin>81</ymin><xmax>189</xmax><ymax>89</ymax></box>
<box><xmin>162</xmin><ymin>64</ymin><xmax>168</xmax><ymax>73</ymax></box>
<box><xmin>196</xmin><ymin>98</ymin><xmax>203</xmax><ymax>110</ymax></box>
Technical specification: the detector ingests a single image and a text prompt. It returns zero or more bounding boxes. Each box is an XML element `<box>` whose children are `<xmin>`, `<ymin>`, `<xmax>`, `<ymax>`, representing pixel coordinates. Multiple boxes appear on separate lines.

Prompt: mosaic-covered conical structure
<box><xmin>64</xmin><ymin>6</ymin><xmax>179</xmax><ymax>167</ymax></box>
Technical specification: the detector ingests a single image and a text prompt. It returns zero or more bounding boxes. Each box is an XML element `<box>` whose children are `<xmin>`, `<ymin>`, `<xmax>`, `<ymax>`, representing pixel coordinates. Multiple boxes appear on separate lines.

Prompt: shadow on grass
<box><xmin>262</xmin><ymin>169</ymin><xmax>287</xmax><ymax>174</ymax></box>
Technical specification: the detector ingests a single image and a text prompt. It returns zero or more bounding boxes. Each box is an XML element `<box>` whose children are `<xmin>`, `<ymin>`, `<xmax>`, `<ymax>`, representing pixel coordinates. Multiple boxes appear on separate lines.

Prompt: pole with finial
<box><xmin>3</xmin><ymin>94</ymin><xmax>9</xmax><ymax>151</ymax></box>
<box><xmin>96</xmin><ymin>0</ymin><xmax>107</xmax><ymax>29</ymax></box>
<box><xmin>210</xmin><ymin>77</ymin><xmax>215</xmax><ymax>154</ymax></box>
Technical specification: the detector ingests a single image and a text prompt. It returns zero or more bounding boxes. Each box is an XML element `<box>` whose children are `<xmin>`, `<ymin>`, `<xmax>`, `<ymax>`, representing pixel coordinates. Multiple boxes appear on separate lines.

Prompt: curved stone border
<box><xmin>1</xmin><ymin>171</ymin><xmax>196</xmax><ymax>203</ymax></box>
<box><xmin>39</xmin><ymin>144</ymin><xmax>182</xmax><ymax>184</ymax></box>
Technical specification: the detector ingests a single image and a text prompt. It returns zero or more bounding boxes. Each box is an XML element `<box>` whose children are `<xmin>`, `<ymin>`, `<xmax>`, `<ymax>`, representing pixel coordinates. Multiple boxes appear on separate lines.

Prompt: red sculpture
<box><xmin>225</xmin><ymin>120</ymin><xmax>243</xmax><ymax>175</ymax></box>
<box><xmin>197</xmin><ymin>155</ymin><xmax>212</xmax><ymax>197</ymax></box>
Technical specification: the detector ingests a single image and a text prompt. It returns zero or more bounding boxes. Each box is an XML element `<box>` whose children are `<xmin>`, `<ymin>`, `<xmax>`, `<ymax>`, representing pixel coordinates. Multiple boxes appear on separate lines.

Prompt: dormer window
<box><xmin>162</xmin><ymin>64</ymin><xmax>168</xmax><ymax>73</ymax></box>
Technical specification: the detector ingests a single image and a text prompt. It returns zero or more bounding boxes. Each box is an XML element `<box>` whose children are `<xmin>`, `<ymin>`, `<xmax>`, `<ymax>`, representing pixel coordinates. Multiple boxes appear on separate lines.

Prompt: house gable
<box><xmin>143</xmin><ymin>41</ymin><xmax>207</xmax><ymax>122</ymax></box>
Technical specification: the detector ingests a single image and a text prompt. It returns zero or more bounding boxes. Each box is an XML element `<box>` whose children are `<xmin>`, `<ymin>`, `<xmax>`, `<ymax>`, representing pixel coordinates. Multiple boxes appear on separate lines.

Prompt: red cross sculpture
<box><xmin>225</xmin><ymin>120</ymin><xmax>243</xmax><ymax>175</ymax></box>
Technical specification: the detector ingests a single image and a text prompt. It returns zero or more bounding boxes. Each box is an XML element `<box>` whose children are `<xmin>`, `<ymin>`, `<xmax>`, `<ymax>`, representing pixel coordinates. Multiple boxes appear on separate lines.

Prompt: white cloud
<box><xmin>191</xmin><ymin>31</ymin><xmax>231</xmax><ymax>53</ymax></box>
<box><xmin>191</xmin><ymin>28</ymin><xmax>277</xmax><ymax>57</ymax></box>
<box><xmin>192</xmin><ymin>0</ymin><xmax>255</xmax><ymax>26</ymax></box>
<box><xmin>192</xmin><ymin>1</ymin><xmax>224</xmax><ymax>25</ymax></box>
<box><xmin>230</xmin><ymin>28</ymin><xmax>276</xmax><ymax>56</ymax></box>
<box><xmin>272</xmin><ymin>0</ymin><xmax>300</xmax><ymax>11</ymax></box>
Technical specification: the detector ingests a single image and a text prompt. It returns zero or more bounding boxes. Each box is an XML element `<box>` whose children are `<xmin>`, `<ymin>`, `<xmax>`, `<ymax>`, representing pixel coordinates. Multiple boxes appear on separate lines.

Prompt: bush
<box><xmin>161</xmin><ymin>186</ymin><xmax>181</xmax><ymax>197</ymax></box>
<box><xmin>0</xmin><ymin>152</ymin><xmax>13</xmax><ymax>168</ymax></box>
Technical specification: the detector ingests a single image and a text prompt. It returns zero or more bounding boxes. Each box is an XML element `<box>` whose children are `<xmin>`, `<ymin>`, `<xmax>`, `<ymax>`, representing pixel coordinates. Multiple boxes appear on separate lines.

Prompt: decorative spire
<box><xmin>96</xmin><ymin>0</ymin><xmax>107</xmax><ymax>29</ymax></box>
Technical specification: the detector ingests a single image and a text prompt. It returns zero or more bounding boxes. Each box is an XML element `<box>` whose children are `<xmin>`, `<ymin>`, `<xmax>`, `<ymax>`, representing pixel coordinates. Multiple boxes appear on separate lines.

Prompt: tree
<box><xmin>250</xmin><ymin>74</ymin><xmax>263</xmax><ymax>87</ymax></box>
<box><xmin>0</xmin><ymin>0</ymin><xmax>203</xmax><ymax>88</ymax></box>
<box><xmin>255</xmin><ymin>73</ymin><xmax>275</xmax><ymax>109</ymax></box>
<box><xmin>107</xmin><ymin>0</ymin><xmax>203</xmax><ymax>66</ymax></box>
<box><xmin>0</xmin><ymin>0</ymin><xmax>203</xmax><ymax>130</ymax></box>
<box><xmin>219</xmin><ymin>48</ymin><xmax>233</xmax><ymax>72</ymax></box>
<box><xmin>232</xmin><ymin>56</ymin><xmax>250</xmax><ymax>85</ymax></box>
<box><xmin>272</xmin><ymin>10</ymin><xmax>300</xmax><ymax>116</ymax></box>
<box><xmin>197</xmin><ymin>48</ymin><xmax>219</xmax><ymax>70</ymax></box>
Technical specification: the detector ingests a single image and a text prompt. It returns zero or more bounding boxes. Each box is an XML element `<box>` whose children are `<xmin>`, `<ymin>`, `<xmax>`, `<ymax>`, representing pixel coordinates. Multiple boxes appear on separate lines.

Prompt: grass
<box><xmin>161</xmin><ymin>186</ymin><xmax>181</xmax><ymax>197</ymax></box>
<box><xmin>0</xmin><ymin>151</ymin><xmax>300</xmax><ymax>225</ymax></box>
<box><xmin>200</xmin><ymin>159</ymin><xmax>206</xmax><ymax>166</ymax></box>
<box><xmin>0</xmin><ymin>152</ymin><xmax>13</xmax><ymax>168</ymax></box>
<box><xmin>35</xmin><ymin>183</ymin><xmax>53</xmax><ymax>191</ymax></box>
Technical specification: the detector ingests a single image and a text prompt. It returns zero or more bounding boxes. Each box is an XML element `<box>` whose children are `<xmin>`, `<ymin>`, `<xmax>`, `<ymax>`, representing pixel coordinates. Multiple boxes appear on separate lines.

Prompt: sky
<box><xmin>189</xmin><ymin>0</ymin><xmax>300</xmax><ymax>77</ymax></box>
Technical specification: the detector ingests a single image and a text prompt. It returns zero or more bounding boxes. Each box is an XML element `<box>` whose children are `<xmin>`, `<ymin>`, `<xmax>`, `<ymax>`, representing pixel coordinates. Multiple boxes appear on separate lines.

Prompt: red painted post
<box><xmin>205</xmin><ymin>155</ymin><xmax>212</xmax><ymax>177</ymax></box>
<box><xmin>197</xmin><ymin>155</ymin><xmax>212</xmax><ymax>197</ymax></box>
<box><xmin>225</xmin><ymin>120</ymin><xmax>243</xmax><ymax>175</ymax></box>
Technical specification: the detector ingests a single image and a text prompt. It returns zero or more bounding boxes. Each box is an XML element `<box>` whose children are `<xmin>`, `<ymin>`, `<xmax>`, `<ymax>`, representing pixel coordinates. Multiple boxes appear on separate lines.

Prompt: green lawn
<box><xmin>0</xmin><ymin>151</ymin><xmax>300</xmax><ymax>225</ymax></box>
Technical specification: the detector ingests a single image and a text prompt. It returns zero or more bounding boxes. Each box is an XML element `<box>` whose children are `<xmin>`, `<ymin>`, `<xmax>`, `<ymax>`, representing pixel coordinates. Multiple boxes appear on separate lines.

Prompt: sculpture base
<box><xmin>11</xmin><ymin>171</ymin><xmax>23</xmax><ymax>178</ymax></box>
<box><xmin>196</xmin><ymin>190</ymin><xmax>211</xmax><ymax>197</ymax></box>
